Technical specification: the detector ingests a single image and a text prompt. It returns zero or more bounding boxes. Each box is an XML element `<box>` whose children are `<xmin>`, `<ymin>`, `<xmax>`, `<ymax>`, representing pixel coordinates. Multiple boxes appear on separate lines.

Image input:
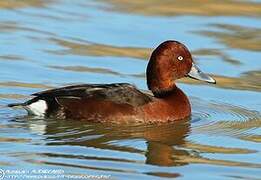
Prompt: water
<box><xmin>0</xmin><ymin>0</ymin><xmax>260</xmax><ymax>179</ymax></box>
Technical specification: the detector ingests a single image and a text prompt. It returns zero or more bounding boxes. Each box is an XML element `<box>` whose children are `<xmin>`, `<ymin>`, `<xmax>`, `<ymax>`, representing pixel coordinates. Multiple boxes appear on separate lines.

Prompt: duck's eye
<box><xmin>177</xmin><ymin>56</ymin><xmax>183</xmax><ymax>61</ymax></box>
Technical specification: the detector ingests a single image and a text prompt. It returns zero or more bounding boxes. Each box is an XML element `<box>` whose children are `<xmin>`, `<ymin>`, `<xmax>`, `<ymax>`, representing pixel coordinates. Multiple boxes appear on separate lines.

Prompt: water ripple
<box><xmin>192</xmin><ymin>98</ymin><xmax>261</xmax><ymax>138</ymax></box>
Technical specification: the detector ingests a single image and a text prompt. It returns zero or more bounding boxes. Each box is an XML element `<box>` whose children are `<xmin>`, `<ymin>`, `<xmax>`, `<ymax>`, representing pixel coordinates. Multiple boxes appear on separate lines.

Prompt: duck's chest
<box><xmin>140</xmin><ymin>91</ymin><xmax>191</xmax><ymax>122</ymax></box>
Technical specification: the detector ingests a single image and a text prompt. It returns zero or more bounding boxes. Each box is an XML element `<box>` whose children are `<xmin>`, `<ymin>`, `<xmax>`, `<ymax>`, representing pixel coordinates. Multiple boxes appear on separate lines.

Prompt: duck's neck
<box><xmin>151</xmin><ymin>84</ymin><xmax>177</xmax><ymax>98</ymax></box>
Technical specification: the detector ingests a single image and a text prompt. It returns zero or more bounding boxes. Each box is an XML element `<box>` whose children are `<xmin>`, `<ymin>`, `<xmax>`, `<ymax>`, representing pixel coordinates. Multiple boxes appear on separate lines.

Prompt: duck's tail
<box><xmin>8</xmin><ymin>98</ymin><xmax>38</xmax><ymax>108</ymax></box>
<box><xmin>8</xmin><ymin>98</ymin><xmax>48</xmax><ymax>117</ymax></box>
<box><xmin>7</xmin><ymin>102</ymin><xmax>26</xmax><ymax>107</ymax></box>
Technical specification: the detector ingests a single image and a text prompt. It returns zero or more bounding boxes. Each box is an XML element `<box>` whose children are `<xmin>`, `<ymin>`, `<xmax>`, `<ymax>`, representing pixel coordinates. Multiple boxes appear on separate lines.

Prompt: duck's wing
<box><xmin>8</xmin><ymin>83</ymin><xmax>153</xmax><ymax>117</ymax></box>
<box><xmin>33</xmin><ymin>83</ymin><xmax>153</xmax><ymax>107</ymax></box>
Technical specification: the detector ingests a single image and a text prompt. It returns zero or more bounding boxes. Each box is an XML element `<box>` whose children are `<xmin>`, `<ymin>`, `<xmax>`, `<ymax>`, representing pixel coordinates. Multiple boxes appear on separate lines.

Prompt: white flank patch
<box><xmin>27</xmin><ymin>100</ymin><xmax>47</xmax><ymax>116</ymax></box>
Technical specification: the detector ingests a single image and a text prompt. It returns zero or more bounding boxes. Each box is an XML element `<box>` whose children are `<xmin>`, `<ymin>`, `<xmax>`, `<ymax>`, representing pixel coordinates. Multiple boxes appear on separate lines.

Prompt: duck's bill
<box><xmin>187</xmin><ymin>63</ymin><xmax>216</xmax><ymax>84</ymax></box>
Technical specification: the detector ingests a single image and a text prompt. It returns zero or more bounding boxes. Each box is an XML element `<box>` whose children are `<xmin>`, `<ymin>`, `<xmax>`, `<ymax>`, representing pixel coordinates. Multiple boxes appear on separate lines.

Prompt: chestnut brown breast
<box><xmin>141</xmin><ymin>87</ymin><xmax>191</xmax><ymax>123</ymax></box>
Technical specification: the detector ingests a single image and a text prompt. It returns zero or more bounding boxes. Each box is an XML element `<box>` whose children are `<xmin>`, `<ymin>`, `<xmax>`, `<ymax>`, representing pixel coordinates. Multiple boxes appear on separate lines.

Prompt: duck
<box><xmin>8</xmin><ymin>40</ymin><xmax>215</xmax><ymax>123</ymax></box>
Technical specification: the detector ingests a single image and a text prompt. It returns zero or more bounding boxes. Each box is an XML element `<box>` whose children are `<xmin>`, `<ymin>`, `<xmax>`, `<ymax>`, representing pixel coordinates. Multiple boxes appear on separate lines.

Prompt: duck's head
<box><xmin>146</xmin><ymin>40</ymin><xmax>216</xmax><ymax>97</ymax></box>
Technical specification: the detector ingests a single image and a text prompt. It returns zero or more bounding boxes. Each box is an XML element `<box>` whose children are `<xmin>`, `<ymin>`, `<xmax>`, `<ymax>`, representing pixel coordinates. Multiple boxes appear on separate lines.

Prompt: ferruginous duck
<box><xmin>8</xmin><ymin>40</ymin><xmax>215</xmax><ymax>123</ymax></box>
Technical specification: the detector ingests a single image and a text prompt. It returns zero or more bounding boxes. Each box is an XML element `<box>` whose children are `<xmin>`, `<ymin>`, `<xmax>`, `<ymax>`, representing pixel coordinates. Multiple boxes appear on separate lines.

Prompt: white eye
<box><xmin>177</xmin><ymin>56</ymin><xmax>183</xmax><ymax>61</ymax></box>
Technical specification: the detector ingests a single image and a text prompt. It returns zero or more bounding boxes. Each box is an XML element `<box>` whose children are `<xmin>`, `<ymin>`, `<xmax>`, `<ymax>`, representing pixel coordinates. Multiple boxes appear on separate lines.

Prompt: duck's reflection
<box><xmin>33</xmin><ymin>118</ymin><xmax>190</xmax><ymax>167</ymax></box>
<box><xmin>143</xmin><ymin>120</ymin><xmax>190</xmax><ymax>166</ymax></box>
